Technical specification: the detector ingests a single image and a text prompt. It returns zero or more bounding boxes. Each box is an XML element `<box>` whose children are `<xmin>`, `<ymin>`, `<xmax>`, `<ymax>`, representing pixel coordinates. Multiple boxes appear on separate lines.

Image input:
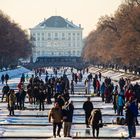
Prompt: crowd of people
<box><xmin>0</xmin><ymin>67</ymin><xmax>140</xmax><ymax>138</ymax></box>
<box><xmin>83</xmin><ymin>72</ymin><xmax>140</xmax><ymax>138</ymax></box>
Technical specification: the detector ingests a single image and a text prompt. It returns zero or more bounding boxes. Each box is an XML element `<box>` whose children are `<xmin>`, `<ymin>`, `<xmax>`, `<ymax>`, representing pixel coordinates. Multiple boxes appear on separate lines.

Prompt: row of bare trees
<box><xmin>82</xmin><ymin>0</ymin><xmax>140</xmax><ymax>72</ymax></box>
<box><xmin>0</xmin><ymin>10</ymin><xmax>32</xmax><ymax>69</ymax></box>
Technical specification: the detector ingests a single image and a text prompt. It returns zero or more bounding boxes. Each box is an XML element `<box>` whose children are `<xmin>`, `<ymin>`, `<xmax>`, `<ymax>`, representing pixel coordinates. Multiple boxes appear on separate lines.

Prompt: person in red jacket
<box><xmin>96</xmin><ymin>80</ymin><xmax>100</xmax><ymax>96</ymax></box>
<box><xmin>125</xmin><ymin>89</ymin><xmax>134</xmax><ymax>102</ymax></box>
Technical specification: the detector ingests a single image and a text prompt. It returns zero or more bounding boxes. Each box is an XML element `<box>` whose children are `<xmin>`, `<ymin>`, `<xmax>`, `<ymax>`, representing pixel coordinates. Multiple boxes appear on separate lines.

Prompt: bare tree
<box><xmin>0</xmin><ymin>10</ymin><xmax>32</xmax><ymax>68</ymax></box>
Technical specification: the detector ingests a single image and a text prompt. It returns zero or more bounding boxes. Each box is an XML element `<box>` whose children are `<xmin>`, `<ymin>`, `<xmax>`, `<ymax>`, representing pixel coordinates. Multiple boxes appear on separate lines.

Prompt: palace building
<box><xmin>30</xmin><ymin>16</ymin><xmax>83</xmax><ymax>62</ymax></box>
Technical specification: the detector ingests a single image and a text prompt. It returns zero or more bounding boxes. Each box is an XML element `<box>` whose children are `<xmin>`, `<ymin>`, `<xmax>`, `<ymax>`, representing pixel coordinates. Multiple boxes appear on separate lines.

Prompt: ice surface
<box><xmin>0</xmin><ymin>67</ymin><xmax>140</xmax><ymax>139</ymax></box>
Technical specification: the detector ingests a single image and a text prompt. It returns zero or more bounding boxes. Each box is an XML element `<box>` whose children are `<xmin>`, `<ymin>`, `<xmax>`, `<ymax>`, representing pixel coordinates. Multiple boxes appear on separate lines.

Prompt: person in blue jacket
<box><xmin>125</xmin><ymin>96</ymin><xmax>138</xmax><ymax>138</ymax></box>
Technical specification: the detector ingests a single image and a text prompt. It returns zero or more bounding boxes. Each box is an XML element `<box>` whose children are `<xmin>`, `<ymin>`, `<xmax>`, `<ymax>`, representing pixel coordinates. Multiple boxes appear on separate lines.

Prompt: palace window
<box><xmin>77</xmin><ymin>51</ymin><xmax>80</xmax><ymax>55</ymax></box>
<box><xmin>73</xmin><ymin>43</ymin><xmax>75</xmax><ymax>47</ymax></box>
<box><xmin>55</xmin><ymin>33</ymin><xmax>58</xmax><ymax>37</ymax></box>
<box><xmin>48</xmin><ymin>33</ymin><xmax>51</xmax><ymax>40</ymax></box>
<box><xmin>68</xmin><ymin>51</ymin><xmax>71</xmax><ymax>55</ymax></box>
<box><xmin>37</xmin><ymin>51</ymin><xmax>40</xmax><ymax>56</ymax></box>
<box><xmin>59</xmin><ymin>52</ymin><xmax>61</xmax><ymax>56</ymax></box>
<box><xmin>54</xmin><ymin>33</ymin><xmax>58</xmax><ymax>40</ymax></box>
<box><xmin>73</xmin><ymin>50</ymin><xmax>75</xmax><ymax>55</ymax></box>
<box><xmin>62</xmin><ymin>33</ymin><xmax>65</xmax><ymax>36</ymax></box>
<box><xmin>62</xmin><ymin>33</ymin><xmax>65</xmax><ymax>40</ymax></box>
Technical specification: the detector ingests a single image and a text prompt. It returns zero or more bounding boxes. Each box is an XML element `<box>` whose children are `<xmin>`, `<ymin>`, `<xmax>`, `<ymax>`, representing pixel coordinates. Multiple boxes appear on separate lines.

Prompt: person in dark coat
<box><xmin>125</xmin><ymin>97</ymin><xmax>138</xmax><ymax>138</ymax></box>
<box><xmin>133</xmin><ymin>82</ymin><xmax>140</xmax><ymax>103</ymax></box>
<box><xmin>20</xmin><ymin>73</ymin><xmax>25</xmax><ymax>83</ymax></box>
<box><xmin>62</xmin><ymin>101</ymin><xmax>74</xmax><ymax>137</ymax></box>
<box><xmin>1</xmin><ymin>84</ymin><xmax>10</xmax><ymax>102</ymax></box>
<box><xmin>112</xmin><ymin>85</ymin><xmax>118</xmax><ymax>114</ymax></box>
<box><xmin>5</xmin><ymin>73</ymin><xmax>9</xmax><ymax>84</ymax></box>
<box><xmin>99</xmin><ymin>72</ymin><xmax>102</xmax><ymax>81</ymax></box>
<box><xmin>83</xmin><ymin>97</ymin><xmax>93</xmax><ymax>128</ymax></box>
<box><xmin>26</xmin><ymin>84</ymin><xmax>33</xmax><ymax>104</ymax></box>
<box><xmin>19</xmin><ymin>87</ymin><xmax>26</xmax><ymax>110</ymax></box>
<box><xmin>119</xmin><ymin>77</ymin><xmax>125</xmax><ymax>90</ymax></box>
<box><xmin>70</xmin><ymin>80</ymin><xmax>74</xmax><ymax>95</ymax></box>
<box><xmin>93</xmin><ymin>78</ymin><xmax>97</xmax><ymax>93</ymax></box>
<box><xmin>1</xmin><ymin>74</ymin><xmax>5</xmax><ymax>84</ymax></box>
<box><xmin>38</xmin><ymin>89</ymin><xmax>45</xmax><ymax>111</ymax></box>
<box><xmin>56</xmin><ymin>95</ymin><xmax>65</xmax><ymax>108</ymax></box>
<box><xmin>46</xmin><ymin>82</ymin><xmax>52</xmax><ymax>104</ymax></box>
<box><xmin>32</xmin><ymin>86</ymin><xmax>39</xmax><ymax>105</ymax></box>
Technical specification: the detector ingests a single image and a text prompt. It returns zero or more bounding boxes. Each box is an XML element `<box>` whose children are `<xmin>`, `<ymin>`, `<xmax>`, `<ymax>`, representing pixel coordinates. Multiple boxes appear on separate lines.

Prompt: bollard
<box><xmin>76</xmin><ymin>132</ymin><xmax>78</xmax><ymax>137</ymax></box>
<box><xmin>121</xmin><ymin>133</ymin><xmax>124</xmax><ymax>138</ymax></box>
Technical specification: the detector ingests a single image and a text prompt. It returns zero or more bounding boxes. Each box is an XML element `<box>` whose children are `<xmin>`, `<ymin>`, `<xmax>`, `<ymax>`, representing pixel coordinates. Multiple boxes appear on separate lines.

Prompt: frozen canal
<box><xmin>0</xmin><ymin>67</ymin><xmax>140</xmax><ymax>139</ymax></box>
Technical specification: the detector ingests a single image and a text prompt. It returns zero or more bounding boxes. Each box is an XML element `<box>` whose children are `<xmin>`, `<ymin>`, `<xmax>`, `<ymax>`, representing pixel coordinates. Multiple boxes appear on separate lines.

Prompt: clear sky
<box><xmin>0</xmin><ymin>0</ymin><xmax>122</xmax><ymax>37</ymax></box>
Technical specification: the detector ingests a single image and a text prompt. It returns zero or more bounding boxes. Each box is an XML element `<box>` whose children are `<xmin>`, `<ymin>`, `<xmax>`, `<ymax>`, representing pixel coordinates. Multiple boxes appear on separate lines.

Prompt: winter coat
<box><xmin>56</xmin><ymin>84</ymin><xmax>62</xmax><ymax>93</ymax></box>
<box><xmin>20</xmin><ymin>90</ymin><xmax>26</xmax><ymax>100</ymax></box>
<box><xmin>118</xmin><ymin>95</ymin><xmax>125</xmax><ymax>107</ymax></box>
<box><xmin>18</xmin><ymin>82</ymin><xmax>23</xmax><ymax>90</ymax></box>
<box><xmin>126</xmin><ymin>106</ymin><xmax>135</xmax><ymax>125</ymax></box>
<box><xmin>1</xmin><ymin>75</ymin><xmax>4</xmax><ymax>81</ymax></box>
<box><xmin>5</xmin><ymin>74</ymin><xmax>9</xmax><ymax>81</ymax></box>
<box><xmin>90</xmin><ymin>109</ymin><xmax>102</xmax><ymax>126</ymax></box>
<box><xmin>49</xmin><ymin>107</ymin><xmax>62</xmax><ymax>123</ymax></box>
<box><xmin>93</xmin><ymin>78</ymin><xmax>96</xmax><ymax>88</ymax></box>
<box><xmin>2</xmin><ymin>85</ymin><xmax>10</xmax><ymax>94</ymax></box>
<box><xmin>100</xmin><ymin>83</ymin><xmax>105</xmax><ymax>95</ymax></box>
<box><xmin>56</xmin><ymin>97</ymin><xmax>65</xmax><ymax>107</ymax></box>
<box><xmin>83</xmin><ymin>101</ymin><xmax>93</xmax><ymax>115</ymax></box>
<box><xmin>96</xmin><ymin>80</ymin><xmax>100</xmax><ymax>90</ymax></box>
<box><xmin>62</xmin><ymin>102</ymin><xmax>74</xmax><ymax>122</ymax></box>
<box><xmin>125</xmin><ymin>90</ymin><xmax>134</xmax><ymax>101</ymax></box>
<box><xmin>38</xmin><ymin>91</ymin><xmax>45</xmax><ymax>101</ymax></box>
<box><xmin>9</xmin><ymin>93</ymin><xmax>16</xmax><ymax>107</ymax></box>
<box><xmin>129</xmin><ymin>101</ymin><xmax>138</xmax><ymax>117</ymax></box>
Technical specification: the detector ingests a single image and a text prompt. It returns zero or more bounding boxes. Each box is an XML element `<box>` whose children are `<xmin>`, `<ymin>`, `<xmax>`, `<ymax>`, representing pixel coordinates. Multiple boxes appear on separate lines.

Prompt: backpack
<box><xmin>120</xmin><ymin>117</ymin><xmax>125</xmax><ymax>125</ymax></box>
<box><xmin>116</xmin><ymin>117</ymin><xmax>121</xmax><ymax>125</ymax></box>
<box><xmin>116</xmin><ymin>117</ymin><xmax>125</xmax><ymax>125</ymax></box>
<box><xmin>90</xmin><ymin>110</ymin><xmax>101</xmax><ymax>125</ymax></box>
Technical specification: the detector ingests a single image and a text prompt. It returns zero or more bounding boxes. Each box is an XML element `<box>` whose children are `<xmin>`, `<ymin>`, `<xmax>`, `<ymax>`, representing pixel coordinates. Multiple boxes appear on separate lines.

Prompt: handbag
<box><xmin>98</xmin><ymin>123</ymin><xmax>103</xmax><ymax>128</ymax></box>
